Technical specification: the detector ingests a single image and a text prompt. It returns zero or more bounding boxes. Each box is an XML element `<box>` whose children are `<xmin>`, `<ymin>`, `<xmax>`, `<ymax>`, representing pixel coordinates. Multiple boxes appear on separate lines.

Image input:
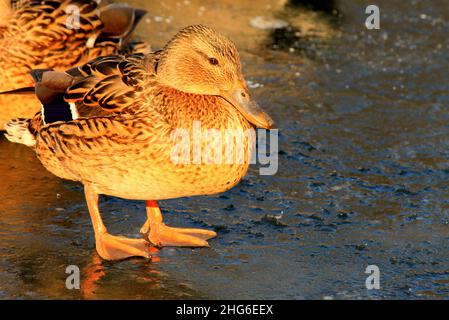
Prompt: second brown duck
<box><xmin>0</xmin><ymin>0</ymin><xmax>148</xmax><ymax>130</ymax></box>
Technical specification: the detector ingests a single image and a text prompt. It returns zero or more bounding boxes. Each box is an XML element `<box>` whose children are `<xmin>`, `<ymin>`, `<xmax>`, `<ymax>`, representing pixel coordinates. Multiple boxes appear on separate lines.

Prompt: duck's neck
<box><xmin>147</xmin><ymin>84</ymin><xmax>251</xmax><ymax>132</ymax></box>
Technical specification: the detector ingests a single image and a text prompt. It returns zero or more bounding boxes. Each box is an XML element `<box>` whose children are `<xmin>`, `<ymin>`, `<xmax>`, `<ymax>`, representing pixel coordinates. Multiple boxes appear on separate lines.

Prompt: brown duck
<box><xmin>5</xmin><ymin>25</ymin><xmax>275</xmax><ymax>261</ymax></box>
<box><xmin>0</xmin><ymin>0</ymin><xmax>148</xmax><ymax>130</ymax></box>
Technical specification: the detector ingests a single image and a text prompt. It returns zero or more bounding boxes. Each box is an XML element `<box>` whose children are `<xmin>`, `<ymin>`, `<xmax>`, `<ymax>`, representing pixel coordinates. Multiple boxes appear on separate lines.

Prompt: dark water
<box><xmin>1</xmin><ymin>0</ymin><xmax>449</xmax><ymax>299</ymax></box>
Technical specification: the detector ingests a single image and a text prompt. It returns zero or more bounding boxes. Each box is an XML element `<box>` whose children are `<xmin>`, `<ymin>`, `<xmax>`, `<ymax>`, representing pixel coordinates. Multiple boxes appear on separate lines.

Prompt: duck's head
<box><xmin>157</xmin><ymin>25</ymin><xmax>275</xmax><ymax>129</ymax></box>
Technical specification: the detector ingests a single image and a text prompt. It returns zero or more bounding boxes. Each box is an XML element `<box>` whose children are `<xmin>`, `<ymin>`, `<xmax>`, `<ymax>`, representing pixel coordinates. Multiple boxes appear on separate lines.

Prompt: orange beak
<box><xmin>221</xmin><ymin>85</ymin><xmax>275</xmax><ymax>129</ymax></box>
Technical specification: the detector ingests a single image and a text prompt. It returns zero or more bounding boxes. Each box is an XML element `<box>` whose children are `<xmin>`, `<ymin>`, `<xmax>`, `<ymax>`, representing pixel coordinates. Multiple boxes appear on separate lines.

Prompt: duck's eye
<box><xmin>208</xmin><ymin>57</ymin><xmax>219</xmax><ymax>66</ymax></box>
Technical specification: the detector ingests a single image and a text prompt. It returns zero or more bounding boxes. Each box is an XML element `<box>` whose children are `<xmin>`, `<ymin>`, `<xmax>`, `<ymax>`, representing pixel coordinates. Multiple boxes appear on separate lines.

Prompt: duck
<box><xmin>4</xmin><ymin>25</ymin><xmax>275</xmax><ymax>261</ymax></box>
<box><xmin>0</xmin><ymin>0</ymin><xmax>149</xmax><ymax>130</ymax></box>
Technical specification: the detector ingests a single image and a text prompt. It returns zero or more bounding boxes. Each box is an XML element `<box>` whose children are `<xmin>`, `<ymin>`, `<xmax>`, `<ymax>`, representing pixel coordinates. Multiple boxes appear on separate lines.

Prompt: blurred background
<box><xmin>1</xmin><ymin>0</ymin><xmax>449</xmax><ymax>299</ymax></box>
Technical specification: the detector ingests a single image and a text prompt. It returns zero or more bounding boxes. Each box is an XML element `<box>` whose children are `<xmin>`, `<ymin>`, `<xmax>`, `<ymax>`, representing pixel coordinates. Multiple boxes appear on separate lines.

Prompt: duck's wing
<box><xmin>32</xmin><ymin>52</ymin><xmax>158</xmax><ymax>126</ymax></box>
<box><xmin>30</xmin><ymin>53</ymin><xmax>167</xmax><ymax>180</ymax></box>
<box><xmin>4</xmin><ymin>51</ymin><xmax>161</xmax><ymax>147</ymax></box>
<box><xmin>64</xmin><ymin>54</ymin><xmax>154</xmax><ymax>114</ymax></box>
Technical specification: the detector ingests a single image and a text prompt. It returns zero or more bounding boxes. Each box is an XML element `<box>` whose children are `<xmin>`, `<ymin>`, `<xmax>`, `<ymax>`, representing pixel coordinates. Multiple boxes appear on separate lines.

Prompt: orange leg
<box><xmin>140</xmin><ymin>200</ymin><xmax>217</xmax><ymax>248</ymax></box>
<box><xmin>84</xmin><ymin>184</ymin><xmax>151</xmax><ymax>261</ymax></box>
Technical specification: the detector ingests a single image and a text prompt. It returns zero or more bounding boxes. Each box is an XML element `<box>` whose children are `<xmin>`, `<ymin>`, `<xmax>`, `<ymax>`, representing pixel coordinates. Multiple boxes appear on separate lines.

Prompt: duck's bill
<box><xmin>226</xmin><ymin>90</ymin><xmax>276</xmax><ymax>129</ymax></box>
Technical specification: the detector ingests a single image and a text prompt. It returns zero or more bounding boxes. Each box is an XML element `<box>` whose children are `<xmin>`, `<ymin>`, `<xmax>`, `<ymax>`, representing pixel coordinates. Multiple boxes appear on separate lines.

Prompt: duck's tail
<box><xmin>4</xmin><ymin>118</ymin><xmax>36</xmax><ymax>147</ymax></box>
<box><xmin>3</xmin><ymin>68</ymin><xmax>78</xmax><ymax>147</ymax></box>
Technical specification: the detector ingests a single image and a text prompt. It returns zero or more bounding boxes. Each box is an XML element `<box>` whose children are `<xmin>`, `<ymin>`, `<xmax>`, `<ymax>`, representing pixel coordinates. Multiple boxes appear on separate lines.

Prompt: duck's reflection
<box><xmin>81</xmin><ymin>254</ymin><xmax>106</xmax><ymax>299</ymax></box>
<box><xmin>81</xmin><ymin>247</ymin><xmax>161</xmax><ymax>299</ymax></box>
